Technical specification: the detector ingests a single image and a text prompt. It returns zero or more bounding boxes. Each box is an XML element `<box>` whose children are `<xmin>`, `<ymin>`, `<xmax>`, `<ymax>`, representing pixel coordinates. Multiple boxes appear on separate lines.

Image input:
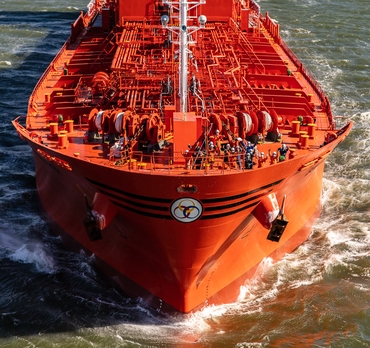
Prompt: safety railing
<box><xmin>27</xmin><ymin>3</ymin><xmax>101</xmax><ymax>118</ymax></box>
<box><xmin>109</xmin><ymin>149</ymin><xmax>282</xmax><ymax>175</ymax></box>
<box><xmin>261</xmin><ymin>13</ymin><xmax>333</xmax><ymax>123</ymax></box>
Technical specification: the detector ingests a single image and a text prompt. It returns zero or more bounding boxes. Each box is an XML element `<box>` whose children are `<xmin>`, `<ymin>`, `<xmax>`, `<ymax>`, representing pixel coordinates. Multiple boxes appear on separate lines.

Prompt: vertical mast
<box><xmin>180</xmin><ymin>0</ymin><xmax>189</xmax><ymax>114</ymax></box>
<box><xmin>161</xmin><ymin>0</ymin><xmax>207</xmax><ymax>117</ymax></box>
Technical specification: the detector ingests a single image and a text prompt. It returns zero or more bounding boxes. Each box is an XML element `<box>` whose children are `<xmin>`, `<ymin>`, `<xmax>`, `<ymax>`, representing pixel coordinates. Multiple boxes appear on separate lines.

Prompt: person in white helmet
<box><xmin>210</xmin><ymin>129</ymin><xmax>224</xmax><ymax>154</ymax></box>
<box><xmin>268</xmin><ymin>149</ymin><xmax>278</xmax><ymax>165</ymax></box>
<box><xmin>229</xmin><ymin>147</ymin><xmax>237</xmax><ymax>169</ymax></box>
<box><xmin>258</xmin><ymin>151</ymin><xmax>268</xmax><ymax>168</ymax></box>
<box><xmin>208</xmin><ymin>143</ymin><xmax>216</xmax><ymax>168</ymax></box>
<box><xmin>245</xmin><ymin>153</ymin><xmax>254</xmax><ymax>169</ymax></box>
<box><xmin>278</xmin><ymin>143</ymin><xmax>289</xmax><ymax>161</ymax></box>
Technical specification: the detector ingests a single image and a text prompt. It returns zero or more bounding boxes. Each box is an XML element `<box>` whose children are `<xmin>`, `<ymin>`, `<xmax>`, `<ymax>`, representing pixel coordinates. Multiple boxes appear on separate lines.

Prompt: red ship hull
<box><xmin>28</xmin><ymin>134</ymin><xmax>337</xmax><ymax>312</ymax></box>
<box><xmin>13</xmin><ymin>0</ymin><xmax>352</xmax><ymax>313</ymax></box>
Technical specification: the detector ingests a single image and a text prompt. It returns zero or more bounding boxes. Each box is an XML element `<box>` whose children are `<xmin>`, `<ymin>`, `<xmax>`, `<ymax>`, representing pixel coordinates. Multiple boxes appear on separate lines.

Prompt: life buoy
<box><xmin>303</xmin><ymin>115</ymin><xmax>314</xmax><ymax>125</ymax></box>
<box><xmin>30</xmin><ymin>132</ymin><xmax>42</xmax><ymax>143</ymax></box>
<box><xmin>30</xmin><ymin>132</ymin><xmax>40</xmax><ymax>139</ymax></box>
<box><xmin>325</xmin><ymin>131</ymin><xmax>338</xmax><ymax>143</ymax></box>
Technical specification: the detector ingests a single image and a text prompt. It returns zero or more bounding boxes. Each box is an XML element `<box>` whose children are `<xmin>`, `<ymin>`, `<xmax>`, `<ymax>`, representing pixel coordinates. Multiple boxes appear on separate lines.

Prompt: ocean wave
<box><xmin>9</xmin><ymin>243</ymin><xmax>56</xmax><ymax>274</ymax></box>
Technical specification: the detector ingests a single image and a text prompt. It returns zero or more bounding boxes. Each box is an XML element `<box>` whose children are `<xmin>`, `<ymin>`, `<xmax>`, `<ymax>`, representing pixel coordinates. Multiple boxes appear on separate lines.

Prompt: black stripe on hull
<box><xmin>86</xmin><ymin>177</ymin><xmax>283</xmax><ymax>220</ymax></box>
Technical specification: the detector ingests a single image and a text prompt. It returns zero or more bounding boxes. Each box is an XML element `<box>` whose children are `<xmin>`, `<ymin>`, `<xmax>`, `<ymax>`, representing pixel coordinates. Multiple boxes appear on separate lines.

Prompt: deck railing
<box><xmin>27</xmin><ymin>3</ymin><xmax>100</xmax><ymax>121</ymax></box>
<box><xmin>110</xmin><ymin>149</ymin><xmax>274</xmax><ymax>175</ymax></box>
<box><xmin>261</xmin><ymin>13</ymin><xmax>333</xmax><ymax>124</ymax></box>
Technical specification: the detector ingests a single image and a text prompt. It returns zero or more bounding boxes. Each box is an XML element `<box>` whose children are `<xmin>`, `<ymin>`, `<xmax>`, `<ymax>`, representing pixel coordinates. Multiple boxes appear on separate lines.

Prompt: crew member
<box><xmin>258</xmin><ymin>152</ymin><xmax>268</xmax><ymax>168</ymax></box>
<box><xmin>268</xmin><ymin>150</ymin><xmax>278</xmax><ymax>165</ymax></box>
<box><xmin>245</xmin><ymin>153</ymin><xmax>254</xmax><ymax>169</ymax></box>
<box><xmin>278</xmin><ymin>143</ymin><xmax>289</xmax><ymax>161</ymax></box>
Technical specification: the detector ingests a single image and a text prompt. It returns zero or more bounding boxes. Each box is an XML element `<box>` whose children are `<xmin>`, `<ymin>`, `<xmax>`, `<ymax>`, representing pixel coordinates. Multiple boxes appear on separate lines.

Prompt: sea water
<box><xmin>1</xmin><ymin>0</ymin><xmax>370</xmax><ymax>346</ymax></box>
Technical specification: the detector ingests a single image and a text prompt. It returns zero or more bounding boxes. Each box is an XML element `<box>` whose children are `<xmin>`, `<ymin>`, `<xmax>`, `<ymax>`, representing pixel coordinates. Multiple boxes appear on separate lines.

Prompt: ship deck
<box><xmin>15</xmin><ymin>118</ymin><xmax>344</xmax><ymax>176</ymax></box>
<box><xmin>17</xmin><ymin>6</ymin><xmax>350</xmax><ymax>176</ymax></box>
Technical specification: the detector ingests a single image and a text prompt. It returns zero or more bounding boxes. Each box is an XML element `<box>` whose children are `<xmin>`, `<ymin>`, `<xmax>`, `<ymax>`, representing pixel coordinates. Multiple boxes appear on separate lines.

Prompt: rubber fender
<box><xmin>92</xmin><ymin>192</ymin><xmax>118</xmax><ymax>230</ymax></box>
<box><xmin>251</xmin><ymin>193</ymin><xmax>280</xmax><ymax>229</ymax></box>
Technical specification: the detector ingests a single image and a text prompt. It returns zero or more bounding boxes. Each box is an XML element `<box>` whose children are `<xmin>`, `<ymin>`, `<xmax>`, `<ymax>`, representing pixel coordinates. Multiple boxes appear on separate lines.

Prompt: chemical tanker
<box><xmin>13</xmin><ymin>0</ymin><xmax>352</xmax><ymax>313</ymax></box>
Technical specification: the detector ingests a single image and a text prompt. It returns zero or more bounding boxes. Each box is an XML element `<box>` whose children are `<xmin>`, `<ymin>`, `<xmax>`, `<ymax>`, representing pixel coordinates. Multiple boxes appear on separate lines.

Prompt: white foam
<box><xmin>0</xmin><ymin>229</ymin><xmax>24</xmax><ymax>252</ymax></box>
<box><xmin>360</xmin><ymin>111</ymin><xmax>370</xmax><ymax>120</ymax></box>
<box><xmin>326</xmin><ymin>229</ymin><xmax>352</xmax><ymax>247</ymax></box>
<box><xmin>9</xmin><ymin>243</ymin><xmax>55</xmax><ymax>274</ymax></box>
<box><xmin>321</xmin><ymin>178</ymin><xmax>341</xmax><ymax>206</ymax></box>
<box><xmin>310</xmin><ymin>214</ymin><xmax>370</xmax><ymax>279</ymax></box>
<box><xmin>92</xmin><ymin>316</ymin><xmax>211</xmax><ymax>345</ymax></box>
<box><xmin>235</xmin><ymin>343</ymin><xmax>265</xmax><ymax>348</ymax></box>
<box><xmin>350</xmin><ymin>110</ymin><xmax>370</xmax><ymax>130</ymax></box>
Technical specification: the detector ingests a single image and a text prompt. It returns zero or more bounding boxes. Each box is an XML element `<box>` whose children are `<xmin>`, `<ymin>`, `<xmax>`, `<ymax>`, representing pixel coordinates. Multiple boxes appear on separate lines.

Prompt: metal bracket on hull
<box><xmin>267</xmin><ymin>195</ymin><xmax>288</xmax><ymax>242</ymax></box>
<box><xmin>83</xmin><ymin>194</ymin><xmax>103</xmax><ymax>241</ymax></box>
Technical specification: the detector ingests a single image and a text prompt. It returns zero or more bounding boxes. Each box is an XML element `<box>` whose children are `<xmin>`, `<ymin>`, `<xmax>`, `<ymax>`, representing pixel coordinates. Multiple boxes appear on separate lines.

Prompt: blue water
<box><xmin>1</xmin><ymin>0</ymin><xmax>370</xmax><ymax>346</ymax></box>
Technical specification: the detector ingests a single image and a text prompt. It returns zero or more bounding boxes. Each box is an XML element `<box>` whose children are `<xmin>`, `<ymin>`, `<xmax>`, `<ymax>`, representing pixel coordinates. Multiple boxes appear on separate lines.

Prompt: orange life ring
<box><xmin>30</xmin><ymin>132</ymin><xmax>39</xmax><ymax>138</ymax></box>
<box><xmin>30</xmin><ymin>132</ymin><xmax>41</xmax><ymax>143</ymax></box>
<box><xmin>325</xmin><ymin>131</ymin><xmax>338</xmax><ymax>143</ymax></box>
